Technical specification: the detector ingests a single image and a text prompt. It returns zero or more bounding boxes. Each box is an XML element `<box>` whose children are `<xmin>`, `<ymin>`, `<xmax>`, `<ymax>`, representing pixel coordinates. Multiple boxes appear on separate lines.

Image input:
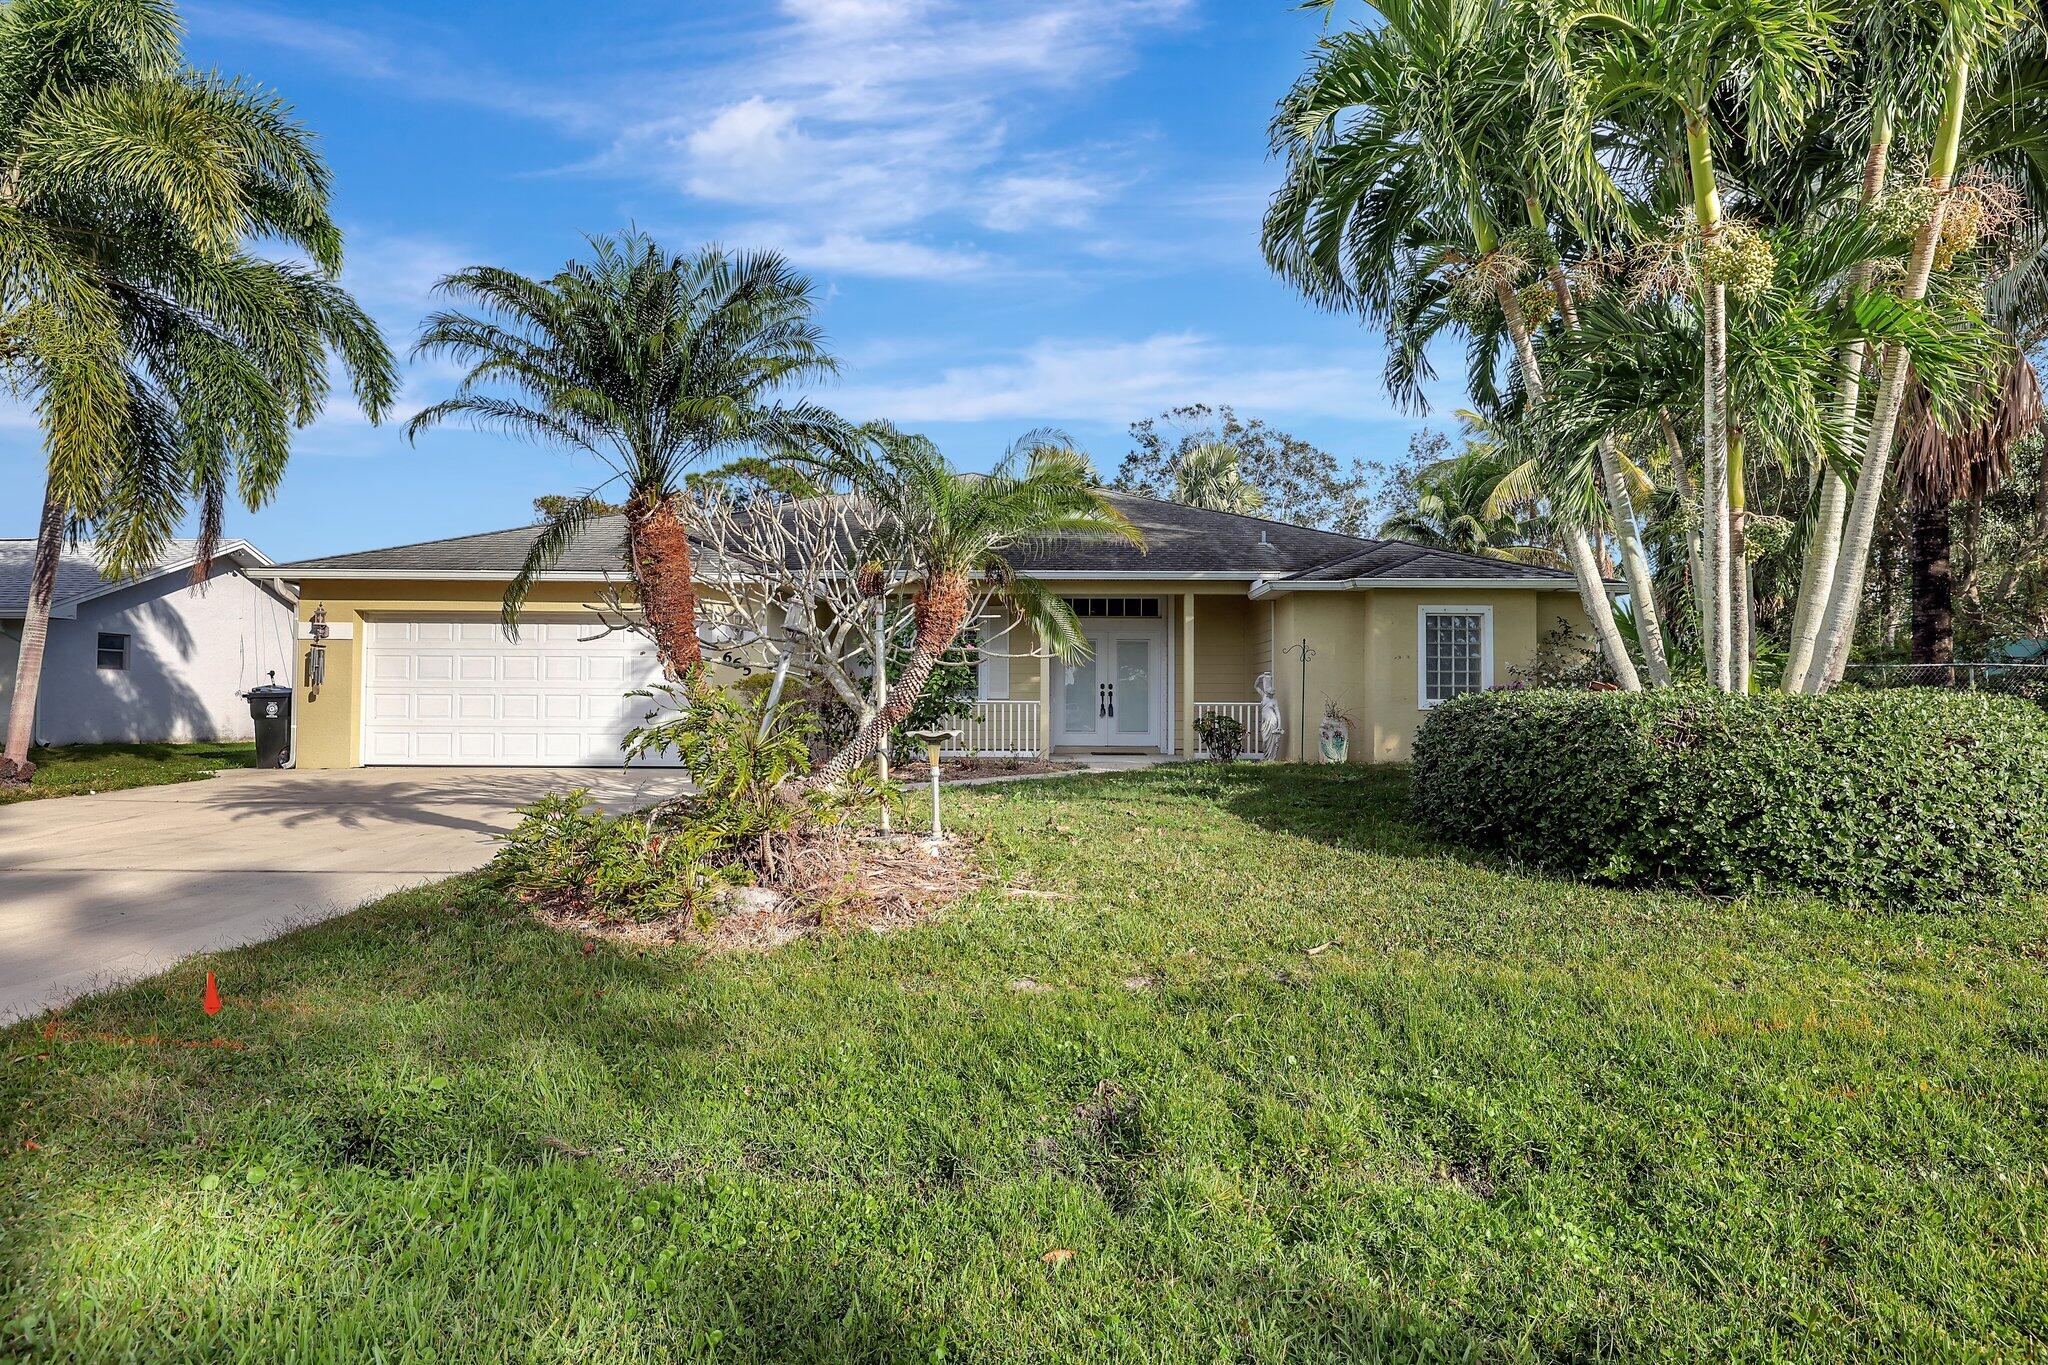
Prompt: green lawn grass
<box><xmin>0</xmin><ymin>740</ymin><xmax>256</xmax><ymax>804</ymax></box>
<box><xmin>4</xmin><ymin>764</ymin><xmax>2045</xmax><ymax>1360</ymax></box>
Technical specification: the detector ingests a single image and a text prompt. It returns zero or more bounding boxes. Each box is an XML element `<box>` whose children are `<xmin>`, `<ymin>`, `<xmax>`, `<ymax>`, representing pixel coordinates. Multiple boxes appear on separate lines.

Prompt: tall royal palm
<box><xmin>0</xmin><ymin>0</ymin><xmax>394</xmax><ymax>781</ymax></box>
<box><xmin>410</xmin><ymin>235</ymin><xmax>847</xmax><ymax>678</ymax></box>
<box><xmin>1264</xmin><ymin>0</ymin><xmax>1649</xmax><ymax>688</ymax></box>
<box><xmin>809</xmin><ymin>428</ymin><xmax>1143</xmax><ymax>788</ymax></box>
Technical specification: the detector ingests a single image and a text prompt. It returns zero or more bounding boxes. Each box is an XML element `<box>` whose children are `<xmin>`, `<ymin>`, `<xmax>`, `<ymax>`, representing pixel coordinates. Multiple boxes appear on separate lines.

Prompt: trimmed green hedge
<box><xmin>1410</xmin><ymin>687</ymin><xmax>2048</xmax><ymax>908</ymax></box>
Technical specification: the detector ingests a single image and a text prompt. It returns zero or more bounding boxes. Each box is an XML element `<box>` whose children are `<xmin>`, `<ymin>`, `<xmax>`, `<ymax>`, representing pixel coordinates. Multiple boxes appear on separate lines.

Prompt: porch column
<box><xmin>1179</xmin><ymin>592</ymin><xmax>1196</xmax><ymax>757</ymax></box>
<box><xmin>1038</xmin><ymin>647</ymin><xmax>1053</xmax><ymax>758</ymax></box>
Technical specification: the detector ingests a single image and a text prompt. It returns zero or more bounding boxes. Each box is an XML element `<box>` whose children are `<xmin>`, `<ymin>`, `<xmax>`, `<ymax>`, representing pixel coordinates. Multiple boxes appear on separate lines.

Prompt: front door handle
<box><xmin>1099</xmin><ymin>682</ymin><xmax>1114</xmax><ymax>718</ymax></box>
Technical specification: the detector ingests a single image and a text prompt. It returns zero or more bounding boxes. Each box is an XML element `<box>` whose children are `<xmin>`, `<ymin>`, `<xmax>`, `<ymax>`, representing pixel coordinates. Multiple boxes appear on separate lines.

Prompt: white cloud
<box><xmin>979</xmin><ymin>172</ymin><xmax>1109</xmax><ymax>232</ymax></box>
<box><xmin>202</xmin><ymin>0</ymin><xmax>1207</xmax><ymax>280</ymax></box>
<box><xmin>825</xmin><ymin>332</ymin><xmax>1432</xmax><ymax>425</ymax></box>
<box><xmin>338</xmin><ymin>231</ymin><xmax>474</xmax><ymax>316</ymax></box>
<box><xmin>598</xmin><ymin>0</ymin><xmax>1190</xmax><ymax>268</ymax></box>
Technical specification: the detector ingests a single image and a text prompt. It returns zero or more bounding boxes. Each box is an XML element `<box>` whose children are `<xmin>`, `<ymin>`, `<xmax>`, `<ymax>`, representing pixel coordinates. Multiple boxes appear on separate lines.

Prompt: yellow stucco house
<box><xmin>254</xmin><ymin>493</ymin><xmax>1598</xmax><ymax>770</ymax></box>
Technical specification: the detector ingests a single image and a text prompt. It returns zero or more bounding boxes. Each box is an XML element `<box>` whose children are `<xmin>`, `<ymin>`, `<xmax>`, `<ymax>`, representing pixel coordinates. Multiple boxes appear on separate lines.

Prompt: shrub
<box><xmin>1193</xmin><ymin>711</ymin><xmax>1246</xmax><ymax>762</ymax></box>
<box><xmin>1411</xmin><ymin>687</ymin><xmax>2048</xmax><ymax>908</ymax></box>
<box><xmin>492</xmin><ymin>789</ymin><xmax>744</xmax><ymax>924</ymax></box>
<box><xmin>494</xmin><ymin>684</ymin><xmax>892</xmax><ymax>925</ymax></box>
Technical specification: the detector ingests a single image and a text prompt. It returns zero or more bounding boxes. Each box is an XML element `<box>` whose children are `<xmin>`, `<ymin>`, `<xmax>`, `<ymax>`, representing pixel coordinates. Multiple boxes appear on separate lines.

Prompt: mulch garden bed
<box><xmin>521</xmin><ymin>828</ymin><xmax>985</xmax><ymax>953</ymax></box>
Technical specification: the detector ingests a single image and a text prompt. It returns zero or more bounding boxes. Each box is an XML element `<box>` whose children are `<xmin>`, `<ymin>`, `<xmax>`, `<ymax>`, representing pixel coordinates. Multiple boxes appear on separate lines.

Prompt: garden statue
<box><xmin>1255</xmin><ymin>671</ymin><xmax>1284</xmax><ymax>761</ymax></box>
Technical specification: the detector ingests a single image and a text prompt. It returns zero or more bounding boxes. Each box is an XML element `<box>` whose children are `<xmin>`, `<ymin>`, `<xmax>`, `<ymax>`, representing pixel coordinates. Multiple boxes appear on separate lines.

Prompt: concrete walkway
<box><xmin>0</xmin><ymin>766</ymin><xmax>688</xmax><ymax>1023</ymax></box>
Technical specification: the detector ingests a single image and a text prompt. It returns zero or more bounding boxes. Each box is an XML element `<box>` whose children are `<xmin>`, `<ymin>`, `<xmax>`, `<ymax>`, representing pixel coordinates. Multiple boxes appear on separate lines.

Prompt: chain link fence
<box><xmin>1842</xmin><ymin>661</ymin><xmax>2048</xmax><ymax>692</ymax></box>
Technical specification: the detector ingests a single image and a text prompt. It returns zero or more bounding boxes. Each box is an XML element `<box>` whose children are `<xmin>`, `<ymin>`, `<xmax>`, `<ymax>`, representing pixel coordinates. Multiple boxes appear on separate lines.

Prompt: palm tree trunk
<box><xmin>1562</xmin><ymin>525</ymin><xmax>1640</xmax><ymax>689</ymax></box>
<box><xmin>1909</xmin><ymin>500</ymin><xmax>1954</xmax><ymax>670</ymax></box>
<box><xmin>1686</xmin><ymin>117</ymin><xmax>1734</xmax><ymax>692</ymax></box>
<box><xmin>1496</xmin><ymin>279</ymin><xmax>1642</xmax><ymax>690</ymax></box>
<box><xmin>1810</xmin><ymin>62</ymin><xmax>1970</xmax><ymax>690</ymax></box>
<box><xmin>1</xmin><ymin>490</ymin><xmax>65</xmax><ymax>783</ymax></box>
<box><xmin>625</xmin><ymin>494</ymin><xmax>703</xmax><ymax>680</ymax></box>
<box><xmin>1728</xmin><ymin>422</ymin><xmax>1752</xmax><ymax>691</ymax></box>
<box><xmin>1659</xmin><ymin>409</ymin><xmax>1710</xmax><ymax>664</ymax></box>
<box><xmin>1784</xmin><ymin>112</ymin><xmax>1890</xmax><ymax>691</ymax></box>
<box><xmin>814</xmin><ymin>572</ymin><xmax>974</xmax><ymax>787</ymax></box>
<box><xmin>1701</xmin><ymin>279</ymin><xmax>1733</xmax><ymax>690</ymax></box>
<box><xmin>1596</xmin><ymin>437</ymin><xmax>1670</xmax><ymax>685</ymax></box>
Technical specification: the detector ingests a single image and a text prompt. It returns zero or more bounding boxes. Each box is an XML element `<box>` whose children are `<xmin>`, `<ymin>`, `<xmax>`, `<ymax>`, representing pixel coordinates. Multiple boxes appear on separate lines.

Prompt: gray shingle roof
<box><xmin>266</xmin><ymin>492</ymin><xmax>1580</xmax><ymax>586</ymax></box>
<box><xmin>0</xmin><ymin>538</ymin><xmax>238</xmax><ymax>615</ymax></box>
<box><xmin>1279</xmin><ymin>538</ymin><xmax>1579</xmax><ymax>583</ymax></box>
<box><xmin>274</xmin><ymin>519</ymin><xmax>636</xmax><ymax>576</ymax></box>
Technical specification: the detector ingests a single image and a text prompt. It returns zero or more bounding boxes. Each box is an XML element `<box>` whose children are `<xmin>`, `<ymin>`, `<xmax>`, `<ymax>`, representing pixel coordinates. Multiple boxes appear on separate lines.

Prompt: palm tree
<box><xmin>0</xmin><ymin>0</ymin><xmax>394</xmax><ymax>781</ymax></box>
<box><xmin>1172</xmin><ymin>441</ymin><xmax>1264</xmax><ymax>515</ymax></box>
<box><xmin>1559</xmin><ymin>0</ymin><xmax>1840</xmax><ymax>689</ymax></box>
<box><xmin>1898</xmin><ymin>354</ymin><xmax>2045</xmax><ymax>664</ymax></box>
<box><xmin>1803</xmin><ymin>6</ymin><xmax>2040</xmax><ymax>687</ymax></box>
<box><xmin>808</xmin><ymin>428</ymin><xmax>1143</xmax><ymax>788</ymax></box>
<box><xmin>1382</xmin><ymin>423</ymin><xmax>1556</xmax><ymax>560</ymax></box>
<box><xmin>409</xmin><ymin>235</ymin><xmax>848</xmax><ymax>680</ymax></box>
<box><xmin>1265</xmin><ymin>0</ymin><xmax>1649</xmax><ymax>688</ymax></box>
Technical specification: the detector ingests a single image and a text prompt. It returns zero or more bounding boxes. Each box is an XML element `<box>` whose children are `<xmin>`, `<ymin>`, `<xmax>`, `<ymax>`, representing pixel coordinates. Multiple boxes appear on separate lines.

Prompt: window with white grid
<box><xmin>1418</xmin><ymin>607</ymin><xmax>1490</xmax><ymax>707</ymax></box>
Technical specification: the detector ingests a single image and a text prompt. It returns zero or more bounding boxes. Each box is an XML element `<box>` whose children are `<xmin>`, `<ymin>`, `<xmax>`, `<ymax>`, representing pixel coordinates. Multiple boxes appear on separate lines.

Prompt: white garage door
<box><xmin>361</xmin><ymin>617</ymin><xmax>682</xmax><ymax>766</ymax></box>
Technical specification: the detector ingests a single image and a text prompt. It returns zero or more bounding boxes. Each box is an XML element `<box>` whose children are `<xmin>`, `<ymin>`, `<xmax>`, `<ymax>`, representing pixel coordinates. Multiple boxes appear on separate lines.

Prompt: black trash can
<box><xmin>242</xmin><ymin>673</ymin><xmax>293</xmax><ymax>769</ymax></box>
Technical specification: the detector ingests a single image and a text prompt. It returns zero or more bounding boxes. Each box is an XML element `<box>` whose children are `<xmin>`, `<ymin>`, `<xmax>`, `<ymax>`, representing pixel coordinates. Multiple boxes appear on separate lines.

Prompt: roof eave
<box><xmin>1249</xmin><ymin>575</ymin><xmax>1604</xmax><ymax>599</ymax></box>
<box><xmin>48</xmin><ymin>540</ymin><xmax>269</xmax><ymax>616</ymax></box>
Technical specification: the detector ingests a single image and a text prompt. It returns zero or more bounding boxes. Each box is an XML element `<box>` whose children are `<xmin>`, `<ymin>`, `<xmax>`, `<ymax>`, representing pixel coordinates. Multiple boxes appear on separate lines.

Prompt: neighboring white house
<box><xmin>0</xmin><ymin>539</ymin><xmax>297</xmax><ymax>746</ymax></box>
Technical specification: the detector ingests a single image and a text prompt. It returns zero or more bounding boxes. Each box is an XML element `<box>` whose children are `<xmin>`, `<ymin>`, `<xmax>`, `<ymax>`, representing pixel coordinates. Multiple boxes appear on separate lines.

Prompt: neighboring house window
<box><xmin>1417</xmin><ymin>607</ymin><xmax>1490</xmax><ymax>707</ymax></box>
<box><xmin>96</xmin><ymin>632</ymin><xmax>130</xmax><ymax>671</ymax></box>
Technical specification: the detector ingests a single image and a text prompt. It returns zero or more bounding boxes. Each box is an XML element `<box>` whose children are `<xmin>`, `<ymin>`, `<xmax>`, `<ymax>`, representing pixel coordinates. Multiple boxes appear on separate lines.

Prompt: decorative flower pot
<box><xmin>1318</xmin><ymin>720</ymin><xmax>1349</xmax><ymax>764</ymax></box>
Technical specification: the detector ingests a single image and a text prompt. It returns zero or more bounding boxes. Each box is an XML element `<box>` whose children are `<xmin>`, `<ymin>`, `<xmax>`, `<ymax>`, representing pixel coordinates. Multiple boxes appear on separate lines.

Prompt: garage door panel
<box><xmin>361</xmin><ymin>615</ymin><xmax>682</xmax><ymax>767</ymax></box>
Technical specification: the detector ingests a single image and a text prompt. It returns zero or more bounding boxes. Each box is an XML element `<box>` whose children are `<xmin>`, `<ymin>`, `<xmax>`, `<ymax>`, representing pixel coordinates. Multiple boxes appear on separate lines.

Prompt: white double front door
<box><xmin>1055</xmin><ymin>623</ymin><xmax>1164</xmax><ymax>749</ymax></box>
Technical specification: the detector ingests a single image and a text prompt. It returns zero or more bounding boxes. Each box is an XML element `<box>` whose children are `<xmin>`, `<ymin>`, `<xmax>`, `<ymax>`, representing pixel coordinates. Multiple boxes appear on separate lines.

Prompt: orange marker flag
<box><xmin>202</xmin><ymin>971</ymin><xmax>222</xmax><ymax>1017</ymax></box>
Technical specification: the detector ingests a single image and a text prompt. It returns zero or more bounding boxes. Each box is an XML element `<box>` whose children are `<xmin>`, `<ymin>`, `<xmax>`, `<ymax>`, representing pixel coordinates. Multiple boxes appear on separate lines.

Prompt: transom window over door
<box><xmin>1418</xmin><ymin>606</ymin><xmax>1491</xmax><ymax>707</ymax></box>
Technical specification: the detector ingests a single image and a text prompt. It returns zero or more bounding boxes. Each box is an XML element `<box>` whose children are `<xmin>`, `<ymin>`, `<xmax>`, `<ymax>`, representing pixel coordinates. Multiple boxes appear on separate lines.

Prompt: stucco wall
<box><xmin>292</xmin><ymin>580</ymin><xmax>681</xmax><ymax>770</ymax></box>
<box><xmin>1265</xmin><ymin>586</ymin><xmax>1592</xmax><ymax>762</ymax></box>
<box><xmin>287</xmin><ymin>575</ymin><xmax>1594</xmax><ymax>767</ymax></box>
<box><xmin>22</xmin><ymin>561</ymin><xmax>296</xmax><ymax>745</ymax></box>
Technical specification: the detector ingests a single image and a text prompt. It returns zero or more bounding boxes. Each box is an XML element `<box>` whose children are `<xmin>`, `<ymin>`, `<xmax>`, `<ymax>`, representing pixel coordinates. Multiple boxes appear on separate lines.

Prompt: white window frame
<box><xmin>95</xmin><ymin>631</ymin><xmax>130</xmax><ymax>671</ymax></box>
<box><xmin>1416</xmin><ymin>605</ymin><xmax>1492</xmax><ymax>709</ymax></box>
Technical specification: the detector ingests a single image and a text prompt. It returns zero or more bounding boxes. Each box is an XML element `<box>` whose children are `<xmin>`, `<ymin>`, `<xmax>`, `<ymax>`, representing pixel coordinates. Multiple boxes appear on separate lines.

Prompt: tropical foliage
<box><xmin>0</xmin><ymin>0</ymin><xmax>394</xmax><ymax>780</ymax></box>
<box><xmin>1413</xmin><ymin>686</ymin><xmax>2048</xmax><ymax>906</ymax></box>
<box><xmin>409</xmin><ymin>234</ymin><xmax>849</xmax><ymax>680</ymax></box>
<box><xmin>1269</xmin><ymin>0</ymin><xmax>2048</xmax><ymax>690</ymax></box>
<box><xmin>808</xmin><ymin>426</ymin><xmax>1144</xmax><ymax>787</ymax></box>
<box><xmin>1113</xmin><ymin>404</ymin><xmax>1375</xmax><ymax>533</ymax></box>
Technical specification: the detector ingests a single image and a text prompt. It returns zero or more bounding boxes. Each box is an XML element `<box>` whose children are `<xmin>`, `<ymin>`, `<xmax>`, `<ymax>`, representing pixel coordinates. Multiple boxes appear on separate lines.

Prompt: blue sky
<box><xmin>1</xmin><ymin>0</ymin><xmax>1461</xmax><ymax>561</ymax></box>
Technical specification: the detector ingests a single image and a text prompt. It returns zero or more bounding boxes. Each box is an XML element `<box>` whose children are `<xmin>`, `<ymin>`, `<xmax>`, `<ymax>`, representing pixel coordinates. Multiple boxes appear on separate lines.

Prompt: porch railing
<box><xmin>1193</xmin><ymin>701</ymin><xmax>1268</xmax><ymax>759</ymax></box>
<box><xmin>938</xmin><ymin>699</ymin><xmax>1043</xmax><ymax>757</ymax></box>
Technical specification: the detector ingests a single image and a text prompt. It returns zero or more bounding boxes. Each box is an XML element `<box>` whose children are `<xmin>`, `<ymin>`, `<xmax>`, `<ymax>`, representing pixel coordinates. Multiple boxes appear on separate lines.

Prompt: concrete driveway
<box><xmin>0</xmin><ymin>766</ymin><xmax>688</xmax><ymax>1023</ymax></box>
